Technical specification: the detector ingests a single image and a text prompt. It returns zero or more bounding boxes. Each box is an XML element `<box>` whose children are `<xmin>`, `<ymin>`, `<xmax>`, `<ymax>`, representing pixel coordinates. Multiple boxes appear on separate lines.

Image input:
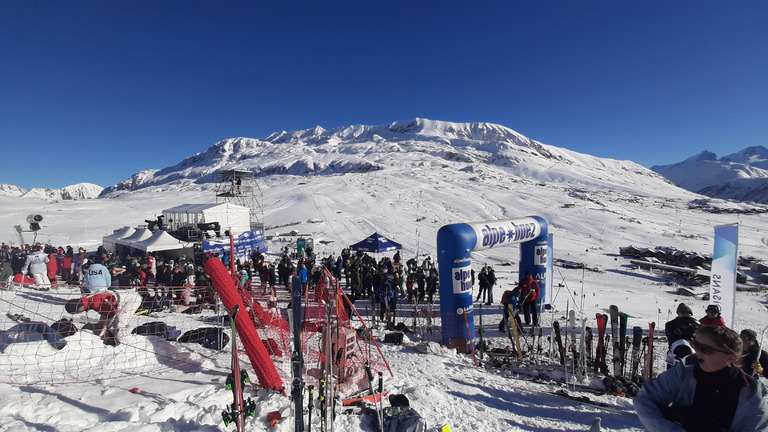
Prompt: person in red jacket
<box><xmin>45</xmin><ymin>246</ymin><xmax>58</xmax><ymax>286</ymax></box>
<box><xmin>700</xmin><ymin>304</ymin><xmax>727</xmax><ymax>326</ymax></box>
<box><xmin>64</xmin><ymin>290</ymin><xmax>142</xmax><ymax>345</ymax></box>
<box><xmin>519</xmin><ymin>271</ymin><xmax>540</xmax><ymax>326</ymax></box>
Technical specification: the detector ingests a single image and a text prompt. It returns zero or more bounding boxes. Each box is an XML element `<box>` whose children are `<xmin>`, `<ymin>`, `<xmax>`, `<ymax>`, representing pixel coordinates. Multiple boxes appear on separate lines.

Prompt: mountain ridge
<box><xmin>651</xmin><ymin>145</ymin><xmax>768</xmax><ymax>203</ymax></box>
<box><xmin>100</xmin><ymin>118</ymin><xmax>669</xmax><ymax>197</ymax></box>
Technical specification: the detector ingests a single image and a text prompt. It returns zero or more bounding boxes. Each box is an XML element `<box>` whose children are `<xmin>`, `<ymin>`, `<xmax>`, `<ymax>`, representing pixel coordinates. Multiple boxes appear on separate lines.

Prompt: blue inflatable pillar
<box><xmin>437</xmin><ymin>216</ymin><xmax>548</xmax><ymax>347</ymax></box>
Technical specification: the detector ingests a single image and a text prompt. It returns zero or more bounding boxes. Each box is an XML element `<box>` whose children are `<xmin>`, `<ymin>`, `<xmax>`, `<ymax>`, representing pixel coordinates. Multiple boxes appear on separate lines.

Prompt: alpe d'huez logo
<box><xmin>478</xmin><ymin>220</ymin><xmax>539</xmax><ymax>249</ymax></box>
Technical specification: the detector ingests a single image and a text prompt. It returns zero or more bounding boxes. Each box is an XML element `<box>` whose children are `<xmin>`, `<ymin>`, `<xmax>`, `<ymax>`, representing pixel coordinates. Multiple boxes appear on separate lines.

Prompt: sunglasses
<box><xmin>691</xmin><ymin>340</ymin><xmax>730</xmax><ymax>355</ymax></box>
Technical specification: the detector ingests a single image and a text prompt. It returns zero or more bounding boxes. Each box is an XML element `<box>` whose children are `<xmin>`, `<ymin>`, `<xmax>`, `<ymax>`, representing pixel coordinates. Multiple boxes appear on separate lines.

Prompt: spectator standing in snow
<box><xmin>700</xmin><ymin>304</ymin><xmax>726</xmax><ymax>326</ymax></box>
<box><xmin>0</xmin><ymin>244</ymin><xmax>12</xmax><ymax>284</ymax></box>
<box><xmin>476</xmin><ymin>266</ymin><xmax>488</xmax><ymax>303</ymax></box>
<box><xmin>519</xmin><ymin>271</ymin><xmax>540</xmax><ymax>326</ymax></box>
<box><xmin>486</xmin><ymin>266</ymin><xmax>497</xmax><ymax>305</ymax></box>
<box><xmin>24</xmin><ymin>245</ymin><xmax>50</xmax><ymax>288</ymax></box>
<box><xmin>634</xmin><ymin>325</ymin><xmax>768</xmax><ymax>431</ymax></box>
<box><xmin>82</xmin><ymin>255</ymin><xmax>112</xmax><ymax>294</ymax></box>
<box><xmin>61</xmin><ymin>246</ymin><xmax>74</xmax><ymax>282</ymax></box>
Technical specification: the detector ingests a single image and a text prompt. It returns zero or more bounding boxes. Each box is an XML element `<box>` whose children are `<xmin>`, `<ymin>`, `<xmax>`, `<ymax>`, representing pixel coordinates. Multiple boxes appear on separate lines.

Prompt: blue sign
<box><xmin>203</xmin><ymin>230</ymin><xmax>267</xmax><ymax>261</ymax></box>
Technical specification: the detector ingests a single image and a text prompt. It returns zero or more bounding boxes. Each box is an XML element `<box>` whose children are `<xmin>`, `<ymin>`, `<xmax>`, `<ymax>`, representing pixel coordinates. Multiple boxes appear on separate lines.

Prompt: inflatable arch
<box><xmin>436</xmin><ymin>216</ymin><xmax>548</xmax><ymax>347</ymax></box>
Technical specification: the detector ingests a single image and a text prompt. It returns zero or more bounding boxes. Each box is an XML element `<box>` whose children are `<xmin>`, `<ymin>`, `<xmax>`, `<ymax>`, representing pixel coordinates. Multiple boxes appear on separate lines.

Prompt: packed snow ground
<box><xmin>1</xmin><ymin>161</ymin><xmax>767</xmax><ymax>431</ymax></box>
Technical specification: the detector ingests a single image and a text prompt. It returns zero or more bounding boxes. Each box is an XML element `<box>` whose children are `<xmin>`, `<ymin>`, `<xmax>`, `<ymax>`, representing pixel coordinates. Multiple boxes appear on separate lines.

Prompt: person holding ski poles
<box><xmin>519</xmin><ymin>271</ymin><xmax>539</xmax><ymax>326</ymax></box>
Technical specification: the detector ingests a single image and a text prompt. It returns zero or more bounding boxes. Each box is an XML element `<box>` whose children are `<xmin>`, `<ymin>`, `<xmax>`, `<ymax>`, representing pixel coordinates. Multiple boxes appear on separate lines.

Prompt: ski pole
<box><xmin>377</xmin><ymin>372</ymin><xmax>385</xmax><ymax>432</ymax></box>
<box><xmin>307</xmin><ymin>385</ymin><xmax>314</xmax><ymax>432</ymax></box>
<box><xmin>463</xmin><ymin>308</ymin><xmax>478</xmax><ymax>366</ymax></box>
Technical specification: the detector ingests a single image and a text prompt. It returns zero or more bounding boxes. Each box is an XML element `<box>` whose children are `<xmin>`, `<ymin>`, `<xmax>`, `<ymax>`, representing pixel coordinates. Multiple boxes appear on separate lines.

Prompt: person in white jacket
<box><xmin>24</xmin><ymin>245</ymin><xmax>50</xmax><ymax>288</ymax></box>
<box><xmin>634</xmin><ymin>325</ymin><xmax>768</xmax><ymax>431</ymax></box>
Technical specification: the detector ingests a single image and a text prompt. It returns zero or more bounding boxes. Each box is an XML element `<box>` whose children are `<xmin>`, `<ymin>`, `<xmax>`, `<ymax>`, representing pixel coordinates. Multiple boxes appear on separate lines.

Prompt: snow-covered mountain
<box><xmin>651</xmin><ymin>146</ymin><xmax>768</xmax><ymax>204</ymax></box>
<box><xmin>0</xmin><ymin>182</ymin><xmax>103</xmax><ymax>200</ymax></box>
<box><xmin>0</xmin><ymin>184</ymin><xmax>27</xmax><ymax>197</ymax></box>
<box><xmin>101</xmin><ymin>118</ymin><xmax>673</xmax><ymax>198</ymax></box>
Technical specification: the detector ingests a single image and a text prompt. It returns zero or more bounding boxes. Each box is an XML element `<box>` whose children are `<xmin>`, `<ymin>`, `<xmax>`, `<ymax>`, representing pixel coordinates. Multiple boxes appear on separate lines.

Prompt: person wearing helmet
<box><xmin>23</xmin><ymin>245</ymin><xmax>50</xmax><ymax>289</ymax></box>
<box><xmin>700</xmin><ymin>304</ymin><xmax>726</xmax><ymax>326</ymax></box>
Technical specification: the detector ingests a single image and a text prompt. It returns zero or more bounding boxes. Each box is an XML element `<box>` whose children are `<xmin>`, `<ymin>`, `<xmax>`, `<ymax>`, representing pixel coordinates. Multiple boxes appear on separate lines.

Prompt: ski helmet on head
<box><xmin>65</xmin><ymin>298</ymin><xmax>84</xmax><ymax>314</ymax></box>
<box><xmin>676</xmin><ymin>303</ymin><xmax>692</xmax><ymax>315</ymax></box>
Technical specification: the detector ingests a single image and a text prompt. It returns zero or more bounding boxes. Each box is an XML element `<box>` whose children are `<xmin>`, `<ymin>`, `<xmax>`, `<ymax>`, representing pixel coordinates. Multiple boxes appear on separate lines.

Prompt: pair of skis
<box><xmin>222</xmin><ymin>304</ymin><xmax>256</xmax><ymax>431</ymax></box>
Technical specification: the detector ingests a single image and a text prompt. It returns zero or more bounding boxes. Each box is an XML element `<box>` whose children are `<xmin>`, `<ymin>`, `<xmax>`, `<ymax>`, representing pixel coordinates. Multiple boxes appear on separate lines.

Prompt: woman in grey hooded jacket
<box><xmin>635</xmin><ymin>325</ymin><xmax>768</xmax><ymax>431</ymax></box>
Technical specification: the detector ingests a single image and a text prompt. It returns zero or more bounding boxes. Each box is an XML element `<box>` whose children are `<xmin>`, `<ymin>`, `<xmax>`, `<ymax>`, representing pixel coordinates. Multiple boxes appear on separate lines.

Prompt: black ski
<box><xmin>553</xmin><ymin>321</ymin><xmax>565</xmax><ymax>365</ymax></box>
<box><xmin>609</xmin><ymin>305</ymin><xmax>621</xmax><ymax>376</ymax></box>
<box><xmin>619</xmin><ymin>312</ymin><xmax>628</xmax><ymax>376</ymax></box>
<box><xmin>630</xmin><ymin>326</ymin><xmax>642</xmax><ymax>382</ymax></box>
<box><xmin>585</xmin><ymin>326</ymin><xmax>593</xmax><ymax>368</ymax></box>
<box><xmin>291</xmin><ymin>276</ymin><xmax>305</xmax><ymax>432</ymax></box>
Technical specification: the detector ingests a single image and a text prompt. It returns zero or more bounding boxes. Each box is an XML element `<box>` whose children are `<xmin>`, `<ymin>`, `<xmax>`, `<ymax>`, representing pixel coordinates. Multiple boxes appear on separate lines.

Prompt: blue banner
<box><xmin>710</xmin><ymin>224</ymin><xmax>738</xmax><ymax>327</ymax></box>
<box><xmin>203</xmin><ymin>230</ymin><xmax>267</xmax><ymax>262</ymax></box>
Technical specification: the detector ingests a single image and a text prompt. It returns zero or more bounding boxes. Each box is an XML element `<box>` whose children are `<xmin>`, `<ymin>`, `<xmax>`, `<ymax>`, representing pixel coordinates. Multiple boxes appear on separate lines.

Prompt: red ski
<box><xmin>594</xmin><ymin>313</ymin><xmax>608</xmax><ymax>375</ymax></box>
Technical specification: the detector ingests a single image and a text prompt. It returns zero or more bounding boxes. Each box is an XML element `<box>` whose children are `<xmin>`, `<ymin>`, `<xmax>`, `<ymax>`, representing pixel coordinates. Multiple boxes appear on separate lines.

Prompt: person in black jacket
<box><xmin>740</xmin><ymin>329</ymin><xmax>768</xmax><ymax>378</ymax></box>
<box><xmin>665</xmin><ymin>303</ymin><xmax>700</xmax><ymax>369</ymax></box>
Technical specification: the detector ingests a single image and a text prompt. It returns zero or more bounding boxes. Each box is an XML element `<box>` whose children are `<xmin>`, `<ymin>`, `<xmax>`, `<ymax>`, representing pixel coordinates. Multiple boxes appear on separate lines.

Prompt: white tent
<box><xmin>115</xmin><ymin>228</ymin><xmax>153</xmax><ymax>248</ymax></box>
<box><xmin>162</xmin><ymin>203</ymin><xmax>250</xmax><ymax>234</ymax></box>
<box><xmin>102</xmin><ymin>226</ymin><xmax>136</xmax><ymax>252</ymax></box>
<box><xmin>132</xmin><ymin>230</ymin><xmax>193</xmax><ymax>253</ymax></box>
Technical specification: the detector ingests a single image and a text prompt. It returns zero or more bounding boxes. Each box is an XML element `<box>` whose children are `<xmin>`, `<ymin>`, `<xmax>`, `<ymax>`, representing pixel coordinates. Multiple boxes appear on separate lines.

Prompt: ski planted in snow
<box><xmin>222</xmin><ymin>304</ymin><xmax>256</xmax><ymax>431</ymax></box>
<box><xmin>585</xmin><ymin>326</ymin><xmax>593</xmax><ymax>368</ymax></box>
<box><xmin>553</xmin><ymin>320</ymin><xmax>565</xmax><ymax>365</ymax></box>
<box><xmin>595</xmin><ymin>313</ymin><xmax>608</xmax><ymax>374</ymax></box>
<box><xmin>643</xmin><ymin>322</ymin><xmax>656</xmax><ymax>381</ymax></box>
<box><xmin>609</xmin><ymin>305</ymin><xmax>621</xmax><ymax>376</ymax></box>
<box><xmin>619</xmin><ymin>312</ymin><xmax>628</xmax><ymax>376</ymax></box>
<box><xmin>291</xmin><ymin>276</ymin><xmax>305</xmax><ymax>432</ymax></box>
<box><xmin>507</xmin><ymin>304</ymin><xmax>523</xmax><ymax>362</ymax></box>
<box><xmin>630</xmin><ymin>326</ymin><xmax>642</xmax><ymax>381</ymax></box>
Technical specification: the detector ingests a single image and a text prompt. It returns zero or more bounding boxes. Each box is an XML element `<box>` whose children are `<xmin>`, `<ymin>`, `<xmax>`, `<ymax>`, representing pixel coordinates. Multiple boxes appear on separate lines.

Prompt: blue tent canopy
<box><xmin>349</xmin><ymin>232</ymin><xmax>402</xmax><ymax>253</ymax></box>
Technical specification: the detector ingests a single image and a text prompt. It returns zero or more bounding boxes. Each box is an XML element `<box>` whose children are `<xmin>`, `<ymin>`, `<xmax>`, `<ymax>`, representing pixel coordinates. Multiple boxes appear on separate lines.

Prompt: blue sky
<box><xmin>2</xmin><ymin>1</ymin><xmax>766</xmax><ymax>189</ymax></box>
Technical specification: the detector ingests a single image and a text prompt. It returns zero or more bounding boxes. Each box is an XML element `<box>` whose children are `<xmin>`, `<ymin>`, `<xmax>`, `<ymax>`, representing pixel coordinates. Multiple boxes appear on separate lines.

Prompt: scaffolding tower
<box><xmin>215</xmin><ymin>169</ymin><xmax>264</xmax><ymax>230</ymax></box>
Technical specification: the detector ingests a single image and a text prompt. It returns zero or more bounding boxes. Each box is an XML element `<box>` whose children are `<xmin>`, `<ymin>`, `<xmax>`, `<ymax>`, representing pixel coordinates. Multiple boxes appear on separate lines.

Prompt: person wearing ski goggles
<box><xmin>634</xmin><ymin>325</ymin><xmax>768</xmax><ymax>431</ymax></box>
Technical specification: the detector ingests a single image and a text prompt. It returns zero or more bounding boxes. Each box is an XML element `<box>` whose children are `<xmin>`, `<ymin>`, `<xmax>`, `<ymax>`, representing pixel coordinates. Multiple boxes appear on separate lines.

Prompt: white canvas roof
<box><xmin>115</xmin><ymin>228</ymin><xmax>153</xmax><ymax>247</ymax></box>
<box><xmin>103</xmin><ymin>226</ymin><xmax>136</xmax><ymax>240</ymax></box>
<box><xmin>102</xmin><ymin>226</ymin><xmax>136</xmax><ymax>252</ymax></box>
<box><xmin>162</xmin><ymin>202</ymin><xmax>250</xmax><ymax>234</ymax></box>
<box><xmin>132</xmin><ymin>230</ymin><xmax>192</xmax><ymax>252</ymax></box>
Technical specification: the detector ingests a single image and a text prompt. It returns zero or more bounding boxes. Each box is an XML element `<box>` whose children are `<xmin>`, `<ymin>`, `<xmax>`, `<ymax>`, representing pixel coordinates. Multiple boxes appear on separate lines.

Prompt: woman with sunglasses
<box><xmin>635</xmin><ymin>325</ymin><xmax>768</xmax><ymax>431</ymax></box>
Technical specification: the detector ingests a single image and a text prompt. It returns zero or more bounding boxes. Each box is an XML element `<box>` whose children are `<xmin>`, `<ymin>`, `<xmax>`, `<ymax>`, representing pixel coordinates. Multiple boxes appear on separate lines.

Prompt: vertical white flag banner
<box><xmin>710</xmin><ymin>223</ymin><xmax>738</xmax><ymax>328</ymax></box>
<box><xmin>546</xmin><ymin>233</ymin><xmax>554</xmax><ymax>304</ymax></box>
